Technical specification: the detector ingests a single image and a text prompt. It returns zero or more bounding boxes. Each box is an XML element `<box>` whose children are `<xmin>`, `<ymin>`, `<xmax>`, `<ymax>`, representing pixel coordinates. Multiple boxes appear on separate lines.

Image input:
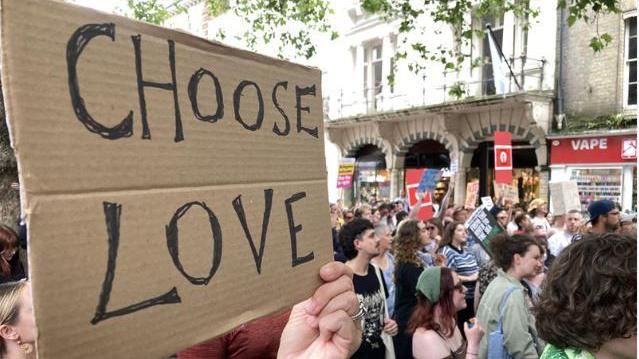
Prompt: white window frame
<box><xmin>624</xmin><ymin>13</ymin><xmax>637</xmax><ymax>109</ymax></box>
<box><xmin>362</xmin><ymin>42</ymin><xmax>383</xmax><ymax>111</ymax></box>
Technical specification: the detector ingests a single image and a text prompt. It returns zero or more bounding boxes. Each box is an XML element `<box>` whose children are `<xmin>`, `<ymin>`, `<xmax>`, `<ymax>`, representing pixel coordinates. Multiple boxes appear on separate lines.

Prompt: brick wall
<box><xmin>561</xmin><ymin>0</ymin><xmax>636</xmax><ymax>118</ymax></box>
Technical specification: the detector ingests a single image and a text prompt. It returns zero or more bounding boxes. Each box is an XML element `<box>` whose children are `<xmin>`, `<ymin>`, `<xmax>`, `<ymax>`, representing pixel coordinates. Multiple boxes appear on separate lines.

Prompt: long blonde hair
<box><xmin>0</xmin><ymin>281</ymin><xmax>27</xmax><ymax>354</ymax></box>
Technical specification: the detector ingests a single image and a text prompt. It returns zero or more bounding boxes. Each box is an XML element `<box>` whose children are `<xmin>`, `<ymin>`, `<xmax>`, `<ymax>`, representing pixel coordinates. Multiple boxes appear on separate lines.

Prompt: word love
<box><xmin>91</xmin><ymin>189</ymin><xmax>313</xmax><ymax>325</ymax></box>
<box><xmin>67</xmin><ymin>23</ymin><xmax>318</xmax><ymax>142</ymax></box>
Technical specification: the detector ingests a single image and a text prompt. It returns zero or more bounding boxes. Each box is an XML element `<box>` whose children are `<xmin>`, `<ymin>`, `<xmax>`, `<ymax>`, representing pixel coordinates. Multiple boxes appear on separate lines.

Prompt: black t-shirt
<box><xmin>392</xmin><ymin>261</ymin><xmax>424</xmax><ymax>359</ymax></box>
<box><xmin>352</xmin><ymin>264</ymin><xmax>387</xmax><ymax>359</ymax></box>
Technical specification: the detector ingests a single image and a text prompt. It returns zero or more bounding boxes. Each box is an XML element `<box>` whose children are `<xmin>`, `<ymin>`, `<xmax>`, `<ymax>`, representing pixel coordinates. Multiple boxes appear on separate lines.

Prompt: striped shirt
<box><xmin>440</xmin><ymin>244</ymin><xmax>478</xmax><ymax>299</ymax></box>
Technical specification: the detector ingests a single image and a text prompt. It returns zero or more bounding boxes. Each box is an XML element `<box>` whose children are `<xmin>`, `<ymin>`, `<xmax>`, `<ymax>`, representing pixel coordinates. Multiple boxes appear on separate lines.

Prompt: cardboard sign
<box><xmin>464</xmin><ymin>180</ymin><xmax>479</xmax><ymax>209</ymax></box>
<box><xmin>465</xmin><ymin>206</ymin><xmax>503</xmax><ymax>256</ymax></box>
<box><xmin>494</xmin><ymin>131</ymin><xmax>513</xmax><ymax>184</ymax></box>
<box><xmin>337</xmin><ymin>158</ymin><xmax>355</xmax><ymax>188</ymax></box>
<box><xmin>0</xmin><ymin>0</ymin><xmax>331</xmax><ymax>357</ymax></box>
<box><xmin>493</xmin><ymin>181</ymin><xmax>519</xmax><ymax>204</ymax></box>
<box><xmin>481</xmin><ymin>196</ymin><xmax>494</xmax><ymax>210</ymax></box>
<box><xmin>549</xmin><ymin>181</ymin><xmax>581</xmax><ymax>215</ymax></box>
<box><xmin>417</xmin><ymin>168</ymin><xmax>442</xmax><ymax>193</ymax></box>
<box><xmin>405</xmin><ymin>169</ymin><xmax>434</xmax><ymax>220</ymax></box>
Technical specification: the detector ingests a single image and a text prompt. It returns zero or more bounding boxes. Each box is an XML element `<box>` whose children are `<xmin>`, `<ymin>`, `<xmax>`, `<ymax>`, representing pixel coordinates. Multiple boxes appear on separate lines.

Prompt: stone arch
<box><xmin>341</xmin><ymin>124</ymin><xmax>393</xmax><ymax>167</ymax></box>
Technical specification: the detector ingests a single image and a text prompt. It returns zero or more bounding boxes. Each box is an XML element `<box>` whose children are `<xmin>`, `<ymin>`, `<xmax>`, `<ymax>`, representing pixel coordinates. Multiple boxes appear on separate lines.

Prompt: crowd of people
<box><xmin>328</xmin><ymin>190</ymin><xmax>636</xmax><ymax>359</ymax></box>
<box><xmin>0</xmin><ymin>189</ymin><xmax>633</xmax><ymax>358</ymax></box>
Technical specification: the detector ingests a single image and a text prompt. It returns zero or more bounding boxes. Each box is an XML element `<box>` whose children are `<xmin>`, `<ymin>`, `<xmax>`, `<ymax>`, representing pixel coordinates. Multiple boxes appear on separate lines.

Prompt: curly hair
<box><xmin>407</xmin><ymin>267</ymin><xmax>457</xmax><ymax>337</ymax></box>
<box><xmin>489</xmin><ymin>233</ymin><xmax>539</xmax><ymax>271</ymax></box>
<box><xmin>338</xmin><ymin>218</ymin><xmax>374</xmax><ymax>260</ymax></box>
<box><xmin>534</xmin><ymin>233</ymin><xmax>636</xmax><ymax>352</ymax></box>
<box><xmin>393</xmin><ymin>219</ymin><xmax>423</xmax><ymax>267</ymax></box>
<box><xmin>0</xmin><ymin>225</ymin><xmax>17</xmax><ymax>277</ymax></box>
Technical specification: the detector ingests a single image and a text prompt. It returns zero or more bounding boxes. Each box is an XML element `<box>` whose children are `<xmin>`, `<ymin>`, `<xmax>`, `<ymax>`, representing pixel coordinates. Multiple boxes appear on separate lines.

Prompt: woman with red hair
<box><xmin>409</xmin><ymin>267</ymin><xmax>483</xmax><ymax>359</ymax></box>
<box><xmin>0</xmin><ymin>225</ymin><xmax>24</xmax><ymax>284</ymax></box>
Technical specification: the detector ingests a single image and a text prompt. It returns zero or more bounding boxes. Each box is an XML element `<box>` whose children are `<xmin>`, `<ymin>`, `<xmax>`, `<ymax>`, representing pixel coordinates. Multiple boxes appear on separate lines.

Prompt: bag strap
<box><xmin>371</xmin><ymin>263</ymin><xmax>390</xmax><ymax>322</ymax></box>
<box><xmin>496</xmin><ymin>285</ymin><xmax>519</xmax><ymax>333</ymax></box>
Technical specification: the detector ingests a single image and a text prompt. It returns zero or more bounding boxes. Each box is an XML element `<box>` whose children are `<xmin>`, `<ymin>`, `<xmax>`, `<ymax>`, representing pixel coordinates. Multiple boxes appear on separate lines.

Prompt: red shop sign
<box><xmin>550</xmin><ymin>134</ymin><xmax>637</xmax><ymax>164</ymax></box>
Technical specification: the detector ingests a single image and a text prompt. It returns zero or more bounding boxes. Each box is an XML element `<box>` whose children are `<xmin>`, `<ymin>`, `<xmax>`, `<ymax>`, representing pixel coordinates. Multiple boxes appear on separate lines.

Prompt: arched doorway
<box><xmin>347</xmin><ymin>144</ymin><xmax>388</xmax><ymax>205</ymax></box>
<box><xmin>469</xmin><ymin>140</ymin><xmax>539</xmax><ymax>201</ymax></box>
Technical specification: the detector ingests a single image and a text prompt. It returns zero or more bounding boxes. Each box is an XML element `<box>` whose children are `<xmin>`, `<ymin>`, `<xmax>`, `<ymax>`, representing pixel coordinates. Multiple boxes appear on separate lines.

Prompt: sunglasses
<box><xmin>426</xmin><ymin>226</ymin><xmax>436</xmax><ymax>230</ymax></box>
<box><xmin>345</xmin><ymin>216</ymin><xmax>353</xmax><ymax>220</ymax></box>
<box><xmin>454</xmin><ymin>282</ymin><xmax>465</xmax><ymax>293</ymax></box>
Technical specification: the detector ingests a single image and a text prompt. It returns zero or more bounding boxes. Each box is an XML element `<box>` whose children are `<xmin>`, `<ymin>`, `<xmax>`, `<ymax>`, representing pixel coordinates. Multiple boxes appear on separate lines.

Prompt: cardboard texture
<box><xmin>464</xmin><ymin>180</ymin><xmax>479</xmax><ymax>209</ymax></box>
<box><xmin>493</xmin><ymin>181</ymin><xmax>519</xmax><ymax>204</ymax></box>
<box><xmin>0</xmin><ymin>0</ymin><xmax>332</xmax><ymax>358</ymax></box>
<box><xmin>549</xmin><ymin>181</ymin><xmax>581</xmax><ymax>215</ymax></box>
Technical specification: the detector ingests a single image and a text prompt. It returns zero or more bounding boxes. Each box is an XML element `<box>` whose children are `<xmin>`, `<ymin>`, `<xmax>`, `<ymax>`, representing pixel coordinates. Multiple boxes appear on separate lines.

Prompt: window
<box><xmin>625</xmin><ymin>16</ymin><xmax>637</xmax><ymax>107</ymax></box>
<box><xmin>363</xmin><ymin>44</ymin><xmax>383</xmax><ymax>110</ymax></box>
<box><xmin>481</xmin><ymin>15</ymin><xmax>504</xmax><ymax>95</ymax></box>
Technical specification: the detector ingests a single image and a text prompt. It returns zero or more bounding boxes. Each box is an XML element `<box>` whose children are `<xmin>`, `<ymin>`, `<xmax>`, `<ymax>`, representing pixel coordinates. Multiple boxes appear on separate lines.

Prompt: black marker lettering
<box><xmin>233</xmin><ymin>80</ymin><xmax>264</xmax><ymax>131</ymax></box>
<box><xmin>271</xmin><ymin>81</ymin><xmax>290</xmax><ymax>136</ymax></box>
<box><xmin>295</xmin><ymin>85</ymin><xmax>318</xmax><ymax>138</ymax></box>
<box><xmin>188</xmin><ymin>68</ymin><xmax>224</xmax><ymax>123</ymax></box>
<box><xmin>132</xmin><ymin>35</ymin><xmax>183</xmax><ymax>142</ymax></box>
<box><xmin>67</xmin><ymin>23</ymin><xmax>133</xmax><ymax>139</ymax></box>
<box><xmin>165</xmin><ymin>202</ymin><xmax>222</xmax><ymax>285</ymax></box>
<box><xmin>91</xmin><ymin>202</ymin><xmax>181</xmax><ymax>325</ymax></box>
<box><xmin>232</xmin><ymin>189</ymin><xmax>273</xmax><ymax>274</ymax></box>
<box><xmin>284</xmin><ymin>192</ymin><xmax>314</xmax><ymax>267</ymax></box>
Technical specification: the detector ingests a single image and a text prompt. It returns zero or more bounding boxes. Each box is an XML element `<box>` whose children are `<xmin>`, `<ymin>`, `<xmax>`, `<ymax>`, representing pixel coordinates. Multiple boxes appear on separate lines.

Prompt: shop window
<box><xmin>570</xmin><ymin>168</ymin><xmax>623</xmax><ymax>210</ymax></box>
<box><xmin>352</xmin><ymin>145</ymin><xmax>388</xmax><ymax>203</ymax></box>
<box><xmin>625</xmin><ymin>16</ymin><xmax>637</xmax><ymax>107</ymax></box>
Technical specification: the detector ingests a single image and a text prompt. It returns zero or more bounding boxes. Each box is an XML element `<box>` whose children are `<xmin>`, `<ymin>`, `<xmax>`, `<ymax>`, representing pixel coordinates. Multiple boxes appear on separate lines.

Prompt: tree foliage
<box><xmin>127</xmin><ymin>0</ymin><xmax>623</xmax><ymax>75</ymax></box>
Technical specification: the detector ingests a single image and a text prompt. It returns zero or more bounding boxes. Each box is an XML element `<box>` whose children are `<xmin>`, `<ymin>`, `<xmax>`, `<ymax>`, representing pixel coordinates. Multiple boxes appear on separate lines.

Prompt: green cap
<box><xmin>416</xmin><ymin>267</ymin><xmax>442</xmax><ymax>303</ymax></box>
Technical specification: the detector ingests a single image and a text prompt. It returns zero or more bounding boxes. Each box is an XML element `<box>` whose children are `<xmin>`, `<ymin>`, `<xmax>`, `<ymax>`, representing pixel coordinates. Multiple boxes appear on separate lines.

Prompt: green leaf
<box><xmin>567</xmin><ymin>14</ymin><xmax>577</xmax><ymax>26</ymax></box>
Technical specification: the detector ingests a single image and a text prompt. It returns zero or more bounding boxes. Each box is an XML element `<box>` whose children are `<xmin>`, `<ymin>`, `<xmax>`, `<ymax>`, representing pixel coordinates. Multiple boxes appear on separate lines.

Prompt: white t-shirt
<box><xmin>547</xmin><ymin>230</ymin><xmax>575</xmax><ymax>257</ymax></box>
<box><xmin>531</xmin><ymin>216</ymin><xmax>551</xmax><ymax>234</ymax></box>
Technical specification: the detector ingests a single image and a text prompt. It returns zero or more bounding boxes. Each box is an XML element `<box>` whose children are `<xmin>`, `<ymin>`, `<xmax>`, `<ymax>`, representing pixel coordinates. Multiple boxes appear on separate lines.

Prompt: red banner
<box><xmin>405</xmin><ymin>169</ymin><xmax>434</xmax><ymax>220</ymax></box>
<box><xmin>494</xmin><ymin>131</ymin><xmax>512</xmax><ymax>184</ymax></box>
<box><xmin>549</xmin><ymin>134</ymin><xmax>636</xmax><ymax>164</ymax></box>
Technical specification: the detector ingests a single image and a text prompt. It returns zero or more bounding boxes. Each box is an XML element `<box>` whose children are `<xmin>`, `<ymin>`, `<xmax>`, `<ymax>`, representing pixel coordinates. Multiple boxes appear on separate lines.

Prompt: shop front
<box><xmin>548</xmin><ymin>131</ymin><xmax>637</xmax><ymax>212</ymax></box>
<box><xmin>342</xmin><ymin>144</ymin><xmax>389</xmax><ymax>206</ymax></box>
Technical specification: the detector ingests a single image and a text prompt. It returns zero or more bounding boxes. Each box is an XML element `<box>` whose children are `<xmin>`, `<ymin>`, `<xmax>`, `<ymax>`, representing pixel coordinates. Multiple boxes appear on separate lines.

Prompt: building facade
<box><xmin>549</xmin><ymin>0</ymin><xmax>637</xmax><ymax>212</ymax></box>
<box><xmin>324</xmin><ymin>0</ymin><xmax>558</xmax><ymax>207</ymax></box>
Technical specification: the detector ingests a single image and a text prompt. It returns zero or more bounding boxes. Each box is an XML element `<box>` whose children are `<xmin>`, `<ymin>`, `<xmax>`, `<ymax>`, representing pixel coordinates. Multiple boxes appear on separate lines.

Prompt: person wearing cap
<box><xmin>528</xmin><ymin>199</ymin><xmax>552</xmax><ymax>237</ymax></box>
<box><xmin>619</xmin><ymin>212</ymin><xmax>636</xmax><ymax>237</ymax></box>
<box><xmin>339</xmin><ymin>218</ymin><xmax>398</xmax><ymax>358</ymax></box>
<box><xmin>409</xmin><ymin>267</ymin><xmax>484</xmax><ymax>359</ymax></box>
<box><xmin>587</xmin><ymin>200</ymin><xmax>621</xmax><ymax>234</ymax></box>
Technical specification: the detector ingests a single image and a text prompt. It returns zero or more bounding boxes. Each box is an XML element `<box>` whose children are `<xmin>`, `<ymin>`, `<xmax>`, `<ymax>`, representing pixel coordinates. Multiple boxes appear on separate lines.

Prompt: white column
<box><xmin>354</xmin><ymin>44</ymin><xmax>365</xmax><ymax>114</ymax></box>
<box><xmin>381</xmin><ymin>34</ymin><xmax>393</xmax><ymax>110</ymax></box>
<box><xmin>622</xmin><ymin>165</ymin><xmax>634</xmax><ymax>211</ymax></box>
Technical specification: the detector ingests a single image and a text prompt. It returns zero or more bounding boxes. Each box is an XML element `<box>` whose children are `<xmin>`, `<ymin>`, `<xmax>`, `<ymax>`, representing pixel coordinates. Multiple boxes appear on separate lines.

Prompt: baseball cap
<box><xmin>587</xmin><ymin>200</ymin><xmax>616</xmax><ymax>223</ymax></box>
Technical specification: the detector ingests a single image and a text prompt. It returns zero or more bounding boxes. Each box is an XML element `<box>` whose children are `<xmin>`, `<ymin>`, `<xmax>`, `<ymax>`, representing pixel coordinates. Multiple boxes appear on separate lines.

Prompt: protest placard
<box><xmin>549</xmin><ymin>181</ymin><xmax>581</xmax><ymax>215</ymax></box>
<box><xmin>481</xmin><ymin>196</ymin><xmax>494</xmax><ymax>210</ymax></box>
<box><xmin>0</xmin><ymin>0</ymin><xmax>331</xmax><ymax>357</ymax></box>
<box><xmin>406</xmin><ymin>169</ymin><xmax>434</xmax><ymax>220</ymax></box>
<box><xmin>337</xmin><ymin>158</ymin><xmax>355</xmax><ymax>188</ymax></box>
<box><xmin>417</xmin><ymin>168</ymin><xmax>442</xmax><ymax>193</ymax></box>
<box><xmin>493</xmin><ymin>181</ymin><xmax>519</xmax><ymax>204</ymax></box>
<box><xmin>465</xmin><ymin>206</ymin><xmax>503</xmax><ymax>256</ymax></box>
<box><xmin>464</xmin><ymin>180</ymin><xmax>479</xmax><ymax>209</ymax></box>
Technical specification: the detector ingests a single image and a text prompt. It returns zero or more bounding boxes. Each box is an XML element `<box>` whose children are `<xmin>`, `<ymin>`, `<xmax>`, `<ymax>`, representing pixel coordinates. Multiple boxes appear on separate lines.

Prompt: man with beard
<box><xmin>339</xmin><ymin>219</ymin><xmax>398</xmax><ymax>358</ymax></box>
<box><xmin>588</xmin><ymin>200</ymin><xmax>621</xmax><ymax>234</ymax></box>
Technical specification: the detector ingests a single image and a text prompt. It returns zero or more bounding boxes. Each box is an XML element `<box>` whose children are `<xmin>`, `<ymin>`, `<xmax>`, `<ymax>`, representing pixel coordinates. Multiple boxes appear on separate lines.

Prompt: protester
<box><xmin>371</xmin><ymin>223</ymin><xmax>397</xmax><ymax>318</ymax></box>
<box><xmin>424</xmin><ymin>218</ymin><xmax>443</xmax><ymax>247</ymax></box>
<box><xmin>476</xmin><ymin>234</ymin><xmax>544</xmax><ymax>358</ymax></box>
<box><xmin>452</xmin><ymin>207</ymin><xmax>469</xmax><ymax>223</ymax></box>
<box><xmin>438</xmin><ymin>221</ymin><xmax>479</xmax><ymax>337</ymax></box>
<box><xmin>619</xmin><ymin>212</ymin><xmax>636</xmax><ymax>237</ymax></box>
<box><xmin>354</xmin><ymin>205</ymin><xmax>373</xmax><ymax>221</ymax></box>
<box><xmin>528</xmin><ymin>199</ymin><xmax>552</xmax><ymax>237</ymax></box>
<box><xmin>0</xmin><ymin>281</ymin><xmax>34</xmax><ymax>359</ymax></box>
<box><xmin>0</xmin><ymin>226</ymin><xmax>25</xmax><ymax>284</ymax></box>
<box><xmin>547</xmin><ymin>209</ymin><xmax>581</xmax><ymax>257</ymax></box>
<box><xmin>494</xmin><ymin>209</ymin><xmax>509</xmax><ymax>230</ymax></box>
<box><xmin>507</xmin><ymin>207</ymin><xmax>524</xmax><ymax>235</ymax></box>
<box><xmin>534</xmin><ymin>233</ymin><xmax>636</xmax><ymax>359</ymax></box>
<box><xmin>586</xmin><ymin>199</ymin><xmax>621</xmax><ymax>234</ymax></box>
<box><xmin>343</xmin><ymin>210</ymin><xmax>355</xmax><ymax>223</ymax></box>
<box><xmin>339</xmin><ymin>219</ymin><xmax>397</xmax><ymax>358</ymax></box>
<box><xmin>410</xmin><ymin>267</ymin><xmax>484</xmax><ymax>359</ymax></box>
<box><xmin>180</xmin><ymin>261</ymin><xmax>361</xmax><ymax>358</ymax></box>
<box><xmin>392</xmin><ymin>219</ymin><xmax>427</xmax><ymax>358</ymax></box>
<box><xmin>513</xmin><ymin>213</ymin><xmax>533</xmax><ymax>235</ymax></box>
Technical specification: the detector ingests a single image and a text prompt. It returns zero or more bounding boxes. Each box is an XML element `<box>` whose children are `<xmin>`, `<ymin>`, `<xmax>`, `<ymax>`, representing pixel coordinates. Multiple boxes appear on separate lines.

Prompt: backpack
<box><xmin>487</xmin><ymin>286</ymin><xmax>519</xmax><ymax>359</ymax></box>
